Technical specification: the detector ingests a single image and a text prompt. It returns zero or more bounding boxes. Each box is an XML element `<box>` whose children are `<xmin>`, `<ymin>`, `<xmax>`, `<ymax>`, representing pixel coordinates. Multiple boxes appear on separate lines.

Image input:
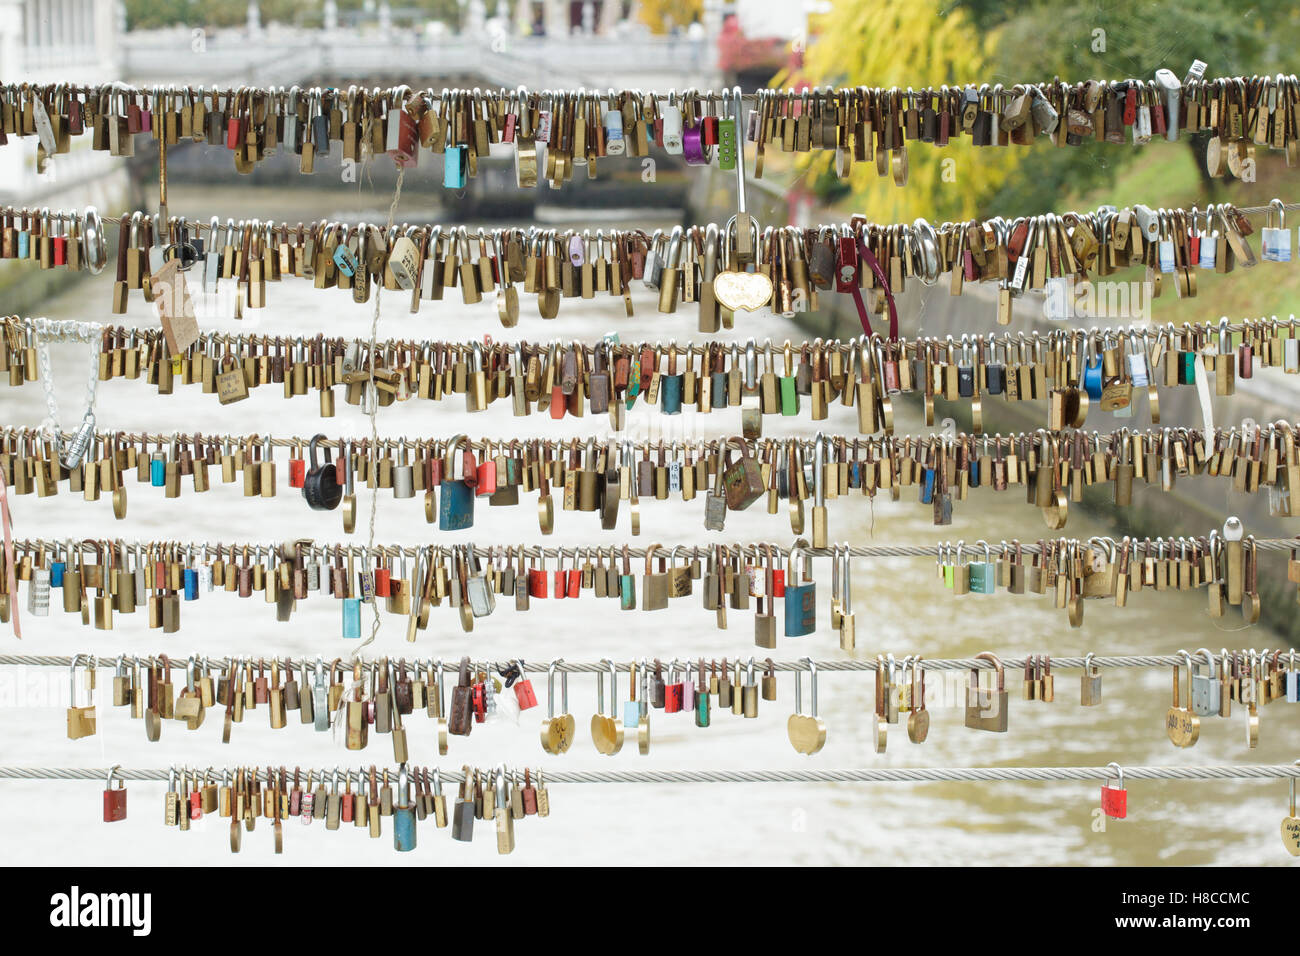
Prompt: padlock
<box><xmin>512</xmin><ymin>659</ymin><xmax>538</xmax><ymax>710</ymax></box>
<box><xmin>392</xmin><ymin>765</ymin><xmax>417</xmax><ymax>852</ymax></box>
<box><xmin>1190</xmin><ymin>647</ymin><xmax>1221</xmax><ymax>716</ymax></box>
<box><xmin>964</xmin><ymin>651</ymin><xmax>1009</xmax><ymax>732</ymax></box>
<box><xmin>1101</xmin><ymin>762</ymin><xmax>1128</xmax><ymax>819</ymax></box>
<box><xmin>704</xmin><ymin>451</ymin><xmax>728</xmax><ymax>531</ymax></box>
<box><xmin>465</xmin><ymin>547</ymin><xmax>496</xmax><ymax>617</ymax></box>
<box><xmin>102</xmin><ymin>765</ymin><xmax>127</xmax><ymax>822</ymax></box>
<box><xmin>301</xmin><ymin>434</ymin><xmax>342</xmax><ymax>510</ymax></box>
<box><xmin>438</xmin><ymin>434</ymin><xmax>476</xmax><ymax>531</ymax></box>
<box><xmin>786</xmin><ymin>657</ymin><xmax>827</xmax><ymax>754</ymax></box>
<box><xmin>66</xmin><ymin>654</ymin><xmax>96</xmax><ymax>739</ymax></box>
<box><xmin>494</xmin><ymin>766</ymin><xmax>515</xmax><ymax>855</ymax></box>
<box><xmin>539</xmin><ymin>659</ymin><xmax>575</xmax><ymax>755</ymax></box>
<box><xmin>783</xmin><ymin>540</ymin><xmax>816</xmax><ymax>637</ymax></box>
<box><xmin>642</xmin><ymin>543</ymin><xmax>669</xmax><ymax>611</ymax></box>
<box><xmin>392</xmin><ymin>443</ymin><xmax>414</xmax><ymax>499</ymax></box>
<box><xmin>1262</xmin><ymin>198</ymin><xmax>1292</xmax><ymax>263</ymax></box>
<box><xmin>443</xmin><ymin>143</ymin><xmax>467</xmax><ymax>189</ymax></box>
<box><xmin>741</xmin><ymin>658</ymin><xmax>759</xmax><ymax>717</ymax></box>
<box><xmin>720</xmin><ymin>435</ymin><xmax>765</xmax><ymax>511</ymax></box>
<box><xmin>968</xmin><ymin>540</ymin><xmax>997</xmax><ymax>594</ymax></box>
<box><xmin>664</xmin><ymin>661</ymin><xmax>684</xmax><ymax>713</ymax></box>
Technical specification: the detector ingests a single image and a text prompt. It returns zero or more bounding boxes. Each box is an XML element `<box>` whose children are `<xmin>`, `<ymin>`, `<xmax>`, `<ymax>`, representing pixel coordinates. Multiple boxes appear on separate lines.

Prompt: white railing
<box><xmin>120</xmin><ymin>29</ymin><xmax>719</xmax><ymax>90</ymax></box>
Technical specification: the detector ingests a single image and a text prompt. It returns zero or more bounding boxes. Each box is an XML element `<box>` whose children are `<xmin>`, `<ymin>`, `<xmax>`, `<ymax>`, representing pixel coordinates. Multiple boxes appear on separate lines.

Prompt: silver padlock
<box><xmin>1190</xmin><ymin>647</ymin><xmax>1220</xmax><ymax>716</ymax></box>
<box><xmin>312</xmin><ymin>658</ymin><xmax>330</xmax><ymax>732</ymax></box>
<box><xmin>642</xmin><ymin>229</ymin><xmax>664</xmax><ymax>290</ymax></box>
<box><xmin>704</xmin><ymin>454</ymin><xmax>727</xmax><ymax>532</ymax></box>
<box><xmin>465</xmin><ymin>544</ymin><xmax>496</xmax><ymax>618</ymax></box>
<box><xmin>27</xmin><ymin>566</ymin><xmax>50</xmax><ymax>616</ymax></box>
<box><xmin>392</xmin><ymin>442</ymin><xmax>414</xmax><ymax>499</ymax></box>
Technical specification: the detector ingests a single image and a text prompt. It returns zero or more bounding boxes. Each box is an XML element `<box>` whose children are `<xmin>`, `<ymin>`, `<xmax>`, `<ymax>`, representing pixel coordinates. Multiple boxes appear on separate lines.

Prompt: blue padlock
<box><xmin>342</xmin><ymin>597</ymin><xmax>361</xmax><ymax>638</ymax></box>
<box><xmin>443</xmin><ymin>144</ymin><xmax>467</xmax><ymax>189</ymax></box>
<box><xmin>919</xmin><ymin>467</ymin><xmax>935</xmax><ymax>504</ymax></box>
<box><xmin>438</xmin><ymin>435</ymin><xmax>476</xmax><ymax>531</ymax></box>
<box><xmin>783</xmin><ymin>541</ymin><xmax>816</xmax><ymax>637</ymax></box>
<box><xmin>660</xmin><ymin>371</ymin><xmax>683</xmax><ymax>415</ymax></box>
<box><xmin>183</xmin><ymin>567</ymin><xmax>199</xmax><ymax>601</ymax></box>
<box><xmin>50</xmin><ymin>555</ymin><xmax>66</xmax><ymax>588</ymax></box>
<box><xmin>332</xmin><ymin>235</ymin><xmax>358</xmax><ymax>277</ymax></box>
<box><xmin>393</xmin><ymin>765</ymin><xmax>417</xmax><ymax>852</ymax></box>
<box><xmin>1082</xmin><ymin>354</ymin><xmax>1103</xmax><ymax>400</ymax></box>
<box><xmin>150</xmin><ymin>452</ymin><xmax>166</xmax><ymax>487</ymax></box>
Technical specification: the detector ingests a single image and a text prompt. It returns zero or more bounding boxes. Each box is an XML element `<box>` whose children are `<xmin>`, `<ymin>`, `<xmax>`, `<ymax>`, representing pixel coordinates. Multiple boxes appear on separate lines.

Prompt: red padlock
<box><xmin>189</xmin><ymin>785</ymin><xmax>202</xmax><ymax>820</ymax></box>
<box><xmin>475</xmin><ymin>457</ymin><xmax>497</xmax><ymax>497</ymax></box>
<box><xmin>835</xmin><ymin>233</ymin><xmax>859</xmax><ymax>293</ymax></box>
<box><xmin>664</xmin><ymin>664</ymin><xmax>684</xmax><ymax>713</ymax></box>
<box><xmin>501</xmin><ymin>111</ymin><xmax>517</xmax><ymax>144</ymax></box>
<box><xmin>528</xmin><ymin>561</ymin><xmax>549</xmax><ymax>599</ymax></box>
<box><xmin>288</xmin><ymin>443</ymin><xmax>306</xmax><ymax>488</ymax></box>
<box><xmin>1122</xmin><ymin>84</ymin><xmax>1137</xmax><ymax>126</ymax></box>
<box><xmin>1101</xmin><ymin>764</ymin><xmax>1127</xmax><ymax>819</ymax></box>
<box><xmin>472</xmin><ymin>682</ymin><xmax>487</xmax><ymax>722</ymax></box>
<box><xmin>102</xmin><ymin>767</ymin><xmax>127</xmax><ymax>823</ymax></box>
<box><xmin>461</xmin><ymin>446</ymin><xmax>479</xmax><ymax>491</ymax></box>
<box><xmin>373</xmin><ymin>561</ymin><xmax>391</xmax><ymax>599</ymax></box>
<box><xmin>388</xmin><ymin>104</ymin><xmax>419</xmax><ymax>169</ymax></box>
<box><xmin>513</xmin><ymin>661</ymin><xmax>538</xmax><ymax>710</ymax></box>
<box><xmin>700</xmin><ymin>114</ymin><xmax>719</xmax><ymax>147</ymax></box>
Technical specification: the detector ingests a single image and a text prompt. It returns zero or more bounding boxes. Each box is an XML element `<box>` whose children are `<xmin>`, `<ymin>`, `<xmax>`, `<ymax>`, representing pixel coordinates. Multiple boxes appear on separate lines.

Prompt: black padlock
<box><xmin>986</xmin><ymin>362</ymin><xmax>1006</xmax><ymax>395</ymax></box>
<box><xmin>302</xmin><ymin>434</ymin><xmax>342</xmax><ymax>511</ymax></box>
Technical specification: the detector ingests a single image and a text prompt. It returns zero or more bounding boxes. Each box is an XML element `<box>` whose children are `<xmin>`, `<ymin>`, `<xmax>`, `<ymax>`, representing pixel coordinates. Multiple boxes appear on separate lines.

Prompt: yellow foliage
<box><xmin>788</xmin><ymin>0</ymin><xmax>1024</xmax><ymax>223</ymax></box>
<box><xmin>637</xmin><ymin>0</ymin><xmax>703</xmax><ymax>34</ymax></box>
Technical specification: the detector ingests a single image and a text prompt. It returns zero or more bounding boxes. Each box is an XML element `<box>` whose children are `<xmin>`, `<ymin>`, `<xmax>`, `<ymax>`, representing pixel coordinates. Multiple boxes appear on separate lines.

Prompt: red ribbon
<box><xmin>0</xmin><ymin>470</ymin><xmax>19</xmax><ymax>638</ymax></box>
<box><xmin>848</xmin><ymin>241</ymin><xmax>899</xmax><ymax>342</ymax></box>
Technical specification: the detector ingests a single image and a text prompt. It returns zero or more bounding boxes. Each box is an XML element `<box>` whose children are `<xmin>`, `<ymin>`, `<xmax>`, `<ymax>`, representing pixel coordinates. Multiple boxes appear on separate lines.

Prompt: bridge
<box><xmin>121</xmin><ymin>28</ymin><xmax>723</xmax><ymax>92</ymax></box>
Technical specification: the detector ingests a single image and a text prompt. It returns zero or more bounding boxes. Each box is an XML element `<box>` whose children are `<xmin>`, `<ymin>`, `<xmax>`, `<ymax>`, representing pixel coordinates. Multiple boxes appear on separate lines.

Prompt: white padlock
<box><xmin>1262</xmin><ymin>198</ymin><xmax>1292</xmax><ymax>263</ymax></box>
<box><xmin>661</xmin><ymin>92</ymin><xmax>683</xmax><ymax>154</ymax></box>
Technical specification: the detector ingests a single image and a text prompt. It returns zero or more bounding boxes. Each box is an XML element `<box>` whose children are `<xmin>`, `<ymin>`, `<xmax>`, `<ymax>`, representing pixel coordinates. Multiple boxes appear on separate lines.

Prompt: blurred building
<box><xmin>0</xmin><ymin>0</ymin><xmax>126</xmax><ymax>205</ymax></box>
<box><xmin>0</xmin><ymin>0</ymin><xmax>126</xmax><ymax>313</ymax></box>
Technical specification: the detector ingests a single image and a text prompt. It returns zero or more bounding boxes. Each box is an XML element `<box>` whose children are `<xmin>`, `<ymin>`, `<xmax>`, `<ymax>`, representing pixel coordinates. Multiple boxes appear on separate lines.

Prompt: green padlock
<box><xmin>780</xmin><ymin>343</ymin><xmax>800</xmax><ymax>416</ymax></box>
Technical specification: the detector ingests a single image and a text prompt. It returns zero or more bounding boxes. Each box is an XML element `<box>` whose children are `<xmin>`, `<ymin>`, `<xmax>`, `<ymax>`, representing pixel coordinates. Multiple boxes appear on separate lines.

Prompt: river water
<box><xmin>0</xmin><ymin>185</ymin><xmax>1294</xmax><ymax>866</ymax></box>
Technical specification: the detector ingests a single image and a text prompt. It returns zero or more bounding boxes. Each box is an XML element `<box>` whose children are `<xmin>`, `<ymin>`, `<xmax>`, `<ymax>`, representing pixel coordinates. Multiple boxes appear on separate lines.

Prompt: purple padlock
<box><xmin>682</xmin><ymin>122</ymin><xmax>711</xmax><ymax>165</ymax></box>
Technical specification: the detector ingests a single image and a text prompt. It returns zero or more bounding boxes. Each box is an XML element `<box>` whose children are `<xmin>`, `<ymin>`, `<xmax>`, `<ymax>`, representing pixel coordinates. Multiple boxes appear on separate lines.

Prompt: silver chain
<box><xmin>33</xmin><ymin>320</ymin><xmax>98</xmax><ymax>440</ymax></box>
